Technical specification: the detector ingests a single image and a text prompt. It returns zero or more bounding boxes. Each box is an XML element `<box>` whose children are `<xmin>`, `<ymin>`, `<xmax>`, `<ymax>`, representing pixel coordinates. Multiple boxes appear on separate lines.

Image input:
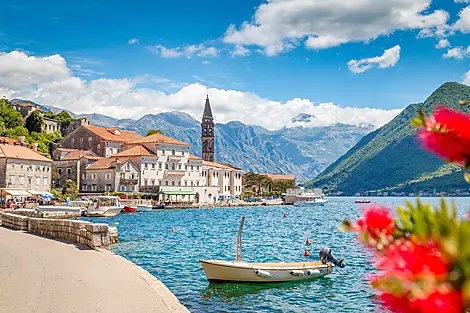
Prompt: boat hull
<box><xmin>294</xmin><ymin>199</ymin><xmax>328</xmax><ymax>206</ymax></box>
<box><xmin>122</xmin><ymin>206</ymin><xmax>137</xmax><ymax>213</ymax></box>
<box><xmin>200</xmin><ymin>260</ymin><xmax>333</xmax><ymax>283</ymax></box>
<box><xmin>87</xmin><ymin>207</ymin><xmax>122</xmax><ymax>217</ymax></box>
<box><xmin>136</xmin><ymin>204</ymin><xmax>153</xmax><ymax>212</ymax></box>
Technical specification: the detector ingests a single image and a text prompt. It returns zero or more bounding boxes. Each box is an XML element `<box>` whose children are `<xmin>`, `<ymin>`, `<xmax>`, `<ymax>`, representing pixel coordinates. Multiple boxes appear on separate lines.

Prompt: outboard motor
<box><xmin>319</xmin><ymin>247</ymin><xmax>345</xmax><ymax>268</ymax></box>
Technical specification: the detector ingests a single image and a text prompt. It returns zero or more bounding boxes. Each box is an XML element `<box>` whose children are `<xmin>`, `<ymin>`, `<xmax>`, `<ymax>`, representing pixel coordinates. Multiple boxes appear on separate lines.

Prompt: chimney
<box><xmin>19</xmin><ymin>136</ymin><xmax>26</xmax><ymax>144</ymax></box>
<box><xmin>32</xmin><ymin>143</ymin><xmax>38</xmax><ymax>151</ymax></box>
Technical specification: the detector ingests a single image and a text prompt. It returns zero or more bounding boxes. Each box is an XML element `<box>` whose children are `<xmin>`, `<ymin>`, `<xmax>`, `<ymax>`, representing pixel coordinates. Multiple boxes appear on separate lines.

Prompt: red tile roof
<box><xmin>86</xmin><ymin>157</ymin><xmax>136</xmax><ymax>170</ymax></box>
<box><xmin>113</xmin><ymin>145</ymin><xmax>156</xmax><ymax>157</ymax></box>
<box><xmin>83</xmin><ymin>125</ymin><xmax>143</xmax><ymax>142</ymax></box>
<box><xmin>61</xmin><ymin>149</ymin><xmax>97</xmax><ymax>161</ymax></box>
<box><xmin>0</xmin><ymin>145</ymin><xmax>51</xmax><ymax>162</ymax></box>
<box><xmin>128</xmin><ymin>133</ymin><xmax>189</xmax><ymax>147</ymax></box>
<box><xmin>203</xmin><ymin>160</ymin><xmax>234</xmax><ymax>170</ymax></box>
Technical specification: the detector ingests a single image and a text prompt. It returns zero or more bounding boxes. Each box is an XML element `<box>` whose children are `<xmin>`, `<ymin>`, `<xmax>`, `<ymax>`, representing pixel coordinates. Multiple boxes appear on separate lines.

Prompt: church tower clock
<box><xmin>201</xmin><ymin>95</ymin><xmax>215</xmax><ymax>162</ymax></box>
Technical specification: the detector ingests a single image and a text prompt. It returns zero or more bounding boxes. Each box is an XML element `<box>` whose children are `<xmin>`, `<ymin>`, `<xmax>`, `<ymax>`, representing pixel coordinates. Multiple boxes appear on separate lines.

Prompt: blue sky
<box><xmin>0</xmin><ymin>0</ymin><xmax>469</xmax><ymax>129</ymax></box>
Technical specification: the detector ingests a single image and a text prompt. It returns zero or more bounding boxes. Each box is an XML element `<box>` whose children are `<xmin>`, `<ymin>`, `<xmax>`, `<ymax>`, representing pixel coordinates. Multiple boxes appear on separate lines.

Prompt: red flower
<box><xmin>380</xmin><ymin>289</ymin><xmax>463</xmax><ymax>313</ymax></box>
<box><xmin>418</xmin><ymin>106</ymin><xmax>470</xmax><ymax>163</ymax></box>
<box><xmin>357</xmin><ymin>206</ymin><xmax>395</xmax><ymax>238</ymax></box>
<box><xmin>377</xmin><ymin>240</ymin><xmax>449</xmax><ymax>280</ymax></box>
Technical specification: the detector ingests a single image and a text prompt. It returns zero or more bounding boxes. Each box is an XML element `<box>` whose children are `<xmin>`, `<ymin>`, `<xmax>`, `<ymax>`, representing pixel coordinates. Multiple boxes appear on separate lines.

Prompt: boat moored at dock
<box><xmin>86</xmin><ymin>196</ymin><xmax>122</xmax><ymax>217</ymax></box>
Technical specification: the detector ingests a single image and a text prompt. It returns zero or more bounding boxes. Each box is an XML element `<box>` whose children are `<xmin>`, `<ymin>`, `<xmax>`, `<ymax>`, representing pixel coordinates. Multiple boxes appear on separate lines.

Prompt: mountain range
<box><xmin>305</xmin><ymin>82</ymin><xmax>470</xmax><ymax>195</ymax></box>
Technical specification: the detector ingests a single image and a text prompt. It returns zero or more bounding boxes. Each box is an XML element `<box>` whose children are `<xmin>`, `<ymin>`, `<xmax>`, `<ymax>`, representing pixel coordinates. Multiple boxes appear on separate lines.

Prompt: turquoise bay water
<box><xmin>84</xmin><ymin>197</ymin><xmax>470</xmax><ymax>313</ymax></box>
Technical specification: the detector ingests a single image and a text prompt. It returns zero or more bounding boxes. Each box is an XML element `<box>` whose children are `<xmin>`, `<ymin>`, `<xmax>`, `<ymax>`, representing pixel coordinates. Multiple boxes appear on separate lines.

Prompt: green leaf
<box><xmin>410</xmin><ymin>117</ymin><xmax>424</xmax><ymax>127</ymax></box>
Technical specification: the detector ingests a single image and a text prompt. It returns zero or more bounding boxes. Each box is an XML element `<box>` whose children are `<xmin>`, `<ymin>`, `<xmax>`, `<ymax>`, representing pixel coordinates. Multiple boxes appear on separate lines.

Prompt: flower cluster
<box><xmin>343</xmin><ymin>202</ymin><xmax>466</xmax><ymax>313</ymax></box>
<box><xmin>415</xmin><ymin>106</ymin><xmax>470</xmax><ymax>164</ymax></box>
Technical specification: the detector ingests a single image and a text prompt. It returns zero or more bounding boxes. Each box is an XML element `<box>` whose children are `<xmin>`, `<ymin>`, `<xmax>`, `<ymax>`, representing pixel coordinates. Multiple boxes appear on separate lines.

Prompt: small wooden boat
<box><xmin>200</xmin><ymin>217</ymin><xmax>344</xmax><ymax>283</ymax></box>
<box><xmin>355</xmin><ymin>200</ymin><xmax>371</xmax><ymax>204</ymax></box>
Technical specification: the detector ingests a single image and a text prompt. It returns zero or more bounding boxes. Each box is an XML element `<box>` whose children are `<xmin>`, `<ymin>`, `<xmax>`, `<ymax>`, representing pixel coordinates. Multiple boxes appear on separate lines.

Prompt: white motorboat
<box><xmin>86</xmin><ymin>196</ymin><xmax>122</xmax><ymax>217</ymax></box>
<box><xmin>136</xmin><ymin>203</ymin><xmax>153</xmax><ymax>212</ymax></box>
<box><xmin>294</xmin><ymin>197</ymin><xmax>328</xmax><ymax>206</ymax></box>
<box><xmin>200</xmin><ymin>217</ymin><xmax>344</xmax><ymax>283</ymax></box>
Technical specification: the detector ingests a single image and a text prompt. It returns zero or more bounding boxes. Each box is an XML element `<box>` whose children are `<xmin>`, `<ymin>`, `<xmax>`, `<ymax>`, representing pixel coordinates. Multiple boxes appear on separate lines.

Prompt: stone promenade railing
<box><xmin>6</xmin><ymin>209</ymin><xmax>81</xmax><ymax>219</ymax></box>
<box><xmin>0</xmin><ymin>212</ymin><xmax>117</xmax><ymax>249</ymax></box>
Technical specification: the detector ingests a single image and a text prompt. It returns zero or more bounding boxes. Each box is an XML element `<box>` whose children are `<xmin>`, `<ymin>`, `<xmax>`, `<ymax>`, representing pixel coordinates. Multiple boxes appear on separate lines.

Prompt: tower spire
<box><xmin>203</xmin><ymin>94</ymin><xmax>213</xmax><ymax>119</ymax></box>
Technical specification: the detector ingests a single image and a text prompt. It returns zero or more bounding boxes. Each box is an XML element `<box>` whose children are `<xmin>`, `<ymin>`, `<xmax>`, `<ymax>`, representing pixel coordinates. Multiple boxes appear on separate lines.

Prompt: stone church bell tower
<box><xmin>201</xmin><ymin>95</ymin><xmax>215</xmax><ymax>162</ymax></box>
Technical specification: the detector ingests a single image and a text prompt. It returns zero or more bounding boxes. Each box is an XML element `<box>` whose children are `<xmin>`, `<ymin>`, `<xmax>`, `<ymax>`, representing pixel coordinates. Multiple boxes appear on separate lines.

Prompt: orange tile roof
<box><xmin>113</xmin><ymin>145</ymin><xmax>156</xmax><ymax>157</ymax></box>
<box><xmin>61</xmin><ymin>150</ymin><xmax>97</xmax><ymax>161</ymax></box>
<box><xmin>262</xmin><ymin>174</ymin><xmax>296</xmax><ymax>181</ymax></box>
<box><xmin>55</xmin><ymin>148</ymin><xmax>78</xmax><ymax>152</ymax></box>
<box><xmin>188</xmin><ymin>154</ymin><xmax>203</xmax><ymax>160</ymax></box>
<box><xmin>128</xmin><ymin>133</ymin><xmax>189</xmax><ymax>147</ymax></box>
<box><xmin>84</xmin><ymin>124</ymin><xmax>143</xmax><ymax>142</ymax></box>
<box><xmin>0</xmin><ymin>137</ymin><xmax>19</xmax><ymax>145</ymax></box>
<box><xmin>202</xmin><ymin>160</ymin><xmax>234</xmax><ymax>170</ymax></box>
<box><xmin>223</xmin><ymin>163</ymin><xmax>242</xmax><ymax>171</ymax></box>
<box><xmin>0</xmin><ymin>145</ymin><xmax>51</xmax><ymax>162</ymax></box>
<box><xmin>86</xmin><ymin>157</ymin><xmax>135</xmax><ymax>170</ymax></box>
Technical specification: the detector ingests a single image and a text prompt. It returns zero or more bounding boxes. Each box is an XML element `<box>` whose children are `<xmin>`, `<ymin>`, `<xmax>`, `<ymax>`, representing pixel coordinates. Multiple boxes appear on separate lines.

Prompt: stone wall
<box><xmin>0</xmin><ymin>212</ymin><xmax>116</xmax><ymax>249</ymax></box>
<box><xmin>7</xmin><ymin>209</ymin><xmax>81</xmax><ymax>219</ymax></box>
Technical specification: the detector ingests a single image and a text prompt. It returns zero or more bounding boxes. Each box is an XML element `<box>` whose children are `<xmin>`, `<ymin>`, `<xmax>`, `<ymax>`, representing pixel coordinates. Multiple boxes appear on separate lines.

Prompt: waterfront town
<box><xmin>0</xmin><ymin>96</ymin><xmax>296</xmax><ymax>206</ymax></box>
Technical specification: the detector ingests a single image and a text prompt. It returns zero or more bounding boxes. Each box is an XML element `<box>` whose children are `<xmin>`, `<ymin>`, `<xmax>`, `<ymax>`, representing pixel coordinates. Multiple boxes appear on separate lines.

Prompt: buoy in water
<box><xmin>171</xmin><ymin>227</ymin><xmax>175</xmax><ymax>232</ymax></box>
<box><xmin>114</xmin><ymin>222</ymin><xmax>119</xmax><ymax>225</ymax></box>
<box><xmin>283</xmin><ymin>213</ymin><xmax>287</xmax><ymax>218</ymax></box>
<box><xmin>304</xmin><ymin>249</ymin><xmax>310</xmax><ymax>257</ymax></box>
<box><xmin>306</xmin><ymin>238</ymin><xmax>312</xmax><ymax>245</ymax></box>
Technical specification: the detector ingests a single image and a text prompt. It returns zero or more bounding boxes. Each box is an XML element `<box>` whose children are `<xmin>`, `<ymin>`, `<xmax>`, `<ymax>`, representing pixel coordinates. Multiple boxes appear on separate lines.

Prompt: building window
<box><xmin>121</xmin><ymin>173</ymin><xmax>125</xmax><ymax>179</ymax></box>
<box><xmin>196</xmin><ymin>181</ymin><xmax>199</xmax><ymax>187</ymax></box>
<box><xmin>72</xmin><ymin>138</ymin><xmax>75</xmax><ymax>144</ymax></box>
<box><xmin>172</xmin><ymin>149</ymin><xmax>175</xmax><ymax>155</ymax></box>
<box><xmin>178</xmin><ymin>164</ymin><xmax>181</xmax><ymax>170</ymax></box>
<box><xmin>158</xmin><ymin>162</ymin><xmax>162</xmax><ymax>169</ymax></box>
<box><xmin>105</xmin><ymin>173</ymin><xmax>111</xmax><ymax>180</ymax></box>
<box><xmin>165</xmin><ymin>181</ymin><xmax>169</xmax><ymax>186</ymax></box>
<box><xmin>43</xmin><ymin>177</ymin><xmax>48</xmax><ymax>186</ymax></box>
<box><xmin>83</xmin><ymin>184</ymin><xmax>87</xmax><ymax>191</ymax></box>
<box><xmin>197</xmin><ymin>166</ymin><xmax>199</xmax><ymax>171</ymax></box>
<box><xmin>97</xmin><ymin>144</ymin><xmax>101</xmax><ymax>151</ymax></box>
<box><xmin>144</xmin><ymin>163</ymin><xmax>148</xmax><ymax>170</ymax></box>
<box><xmin>80</xmin><ymin>138</ymin><xmax>84</xmax><ymax>144</ymax></box>
<box><xmin>178</xmin><ymin>181</ymin><xmax>181</xmax><ymax>186</ymax></box>
<box><xmin>120</xmin><ymin>185</ymin><xmax>125</xmax><ymax>192</ymax></box>
<box><xmin>88</xmin><ymin>137</ymin><xmax>92</xmax><ymax>143</ymax></box>
<box><xmin>172</xmin><ymin>163</ymin><xmax>175</xmax><ymax>170</ymax></box>
<box><xmin>151</xmin><ymin>179</ymin><xmax>155</xmax><ymax>185</ymax></box>
<box><xmin>185</xmin><ymin>164</ymin><xmax>188</xmax><ymax>170</ymax></box>
<box><xmin>165</xmin><ymin>163</ymin><xmax>168</xmax><ymax>169</ymax></box>
<box><xmin>82</xmin><ymin>174</ymin><xmax>86</xmax><ymax>179</ymax></box>
<box><xmin>144</xmin><ymin>179</ymin><xmax>148</xmax><ymax>186</ymax></box>
<box><xmin>162</xmin><ymin>150</ymin><xmax>165</xmax><ymax>155</ymax></box>
<box><xmin>19</xmin><ymin>176</ymin><xmax>24</xmax><ymax>185</ymax></box>
<box><xmin>151</xmin><ymin>163</ymin><xmax>155</xmax><ymax>169</ymax></box>
<box><xmin>184</xmin><ymin>181</ymin><xmax>187</xmax><ymax>186</ymax></box>
<box><xmin>58</xmin><ymin>168</ymin><xmax>62</xmax><ymax>175</ymax></box>
<box><xmin>92</xmin><ymin>184</ymin><xmax>97</xmax><ymax>191</ymax></box>
<box><xmin>36</xmin><ymin>177</ymin><xmax>40</xmax><ymax>185</ymax></box>
<box><xmin>126</xmin><ymin>163</ymin><xmax>130</xmax><ymax>170</ymax></box>
<box><xmin>67</xmin><ymin>168</ymin><xmax>71</xmax><ymax>175</ymax></box>
<box><xmin>92</xmin><ymin>173</ymin><xmax>97</xmax><ymax>180</ymax></box>
<box><xmin>191</xmin><ymin>165</ymin><xmax>194</xmax><ymax>171</ymax></box>
<box><xmin>172</xmin><ymin>181</ymin><xmax>175</xmax><ymax>186</ymax></box>
<box><xmin>9</xmin><ymin>176</ymin><xmax>15</xmax><ymax>185</ymax></box>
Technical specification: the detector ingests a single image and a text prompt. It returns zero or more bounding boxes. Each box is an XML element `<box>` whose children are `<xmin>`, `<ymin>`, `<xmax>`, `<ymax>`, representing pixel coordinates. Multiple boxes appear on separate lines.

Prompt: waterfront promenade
<box><xmin>0</xmin><ymin>227</ymin><xmax>189</xmax><ymax>313</ymax></box>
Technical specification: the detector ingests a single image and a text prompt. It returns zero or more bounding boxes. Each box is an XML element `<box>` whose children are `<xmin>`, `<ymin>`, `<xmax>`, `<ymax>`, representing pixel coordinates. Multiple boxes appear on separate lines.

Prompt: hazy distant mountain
<box><xmin>81</xmin><ymin>111</ymin><xmax>372</xmax><ymax>182</ymax></box>
<box><xmin>305</xmin><ymin>82</ymin><xmax>470</xmax><ymax>194</ymax></box>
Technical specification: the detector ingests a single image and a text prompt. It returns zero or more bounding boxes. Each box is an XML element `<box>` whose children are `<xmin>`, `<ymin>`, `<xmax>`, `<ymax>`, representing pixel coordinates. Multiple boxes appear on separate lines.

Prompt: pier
<box><xmin>0</xmin><ymin>226</ymin><xmax>189</xmax><ymax>313</ymax></box>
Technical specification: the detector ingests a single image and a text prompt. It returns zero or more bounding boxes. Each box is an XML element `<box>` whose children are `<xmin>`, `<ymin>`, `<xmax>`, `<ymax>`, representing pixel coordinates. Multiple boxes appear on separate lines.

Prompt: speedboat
<box><xmin>86</xmin><ymin>196</ymin><xmax>122</xmax><ymax>217</ymax></box>
<box><xmin>200</xmin><ymin>217</ymin><xmax>344</xmax><ymax>283</ymax></box>
<box><xmin>120</xmin><ymin>199</ymin><xmax>137</xmax><ymax>213</ymax></box>
<box><xmin>355</xmin><ymin>200</ymin><xmax>371</xmax><ymax>204</ymax></box>
<box><xmin>136</xmin><ymin>203</ymin><xmax>153</xmax><ymax>212</ymax></box>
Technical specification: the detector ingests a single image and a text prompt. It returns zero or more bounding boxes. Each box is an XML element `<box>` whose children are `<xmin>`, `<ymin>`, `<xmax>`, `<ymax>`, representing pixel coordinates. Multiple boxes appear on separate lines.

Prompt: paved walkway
<box><xmin>0</xmin><ymin>227</ymin><xmax>190</xmax><ymax>313</ymax></box>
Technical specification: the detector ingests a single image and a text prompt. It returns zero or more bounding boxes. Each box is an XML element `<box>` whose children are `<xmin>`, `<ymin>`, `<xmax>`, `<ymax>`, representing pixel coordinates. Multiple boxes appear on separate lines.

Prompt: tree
<box><xmin>25</xmin><ymin>111</ymin><xmax>44</xmax><ymax>133</ymax></box>
<box><xmin>62</xmin><ymin>179</ymin><xmax>78</xmax><ymax>200</ymax></box>
<box><xmin>0</xmin><ymin>99</ymin><xmax>24</xmax><ymax>129</ymax></box>
<box><xmin>55</xmin><ymin>111</ymin><xmax>72</xmax><ymax>125</ymax></box>
<box><xmin>44</xmin><ymin>111</ymin><xmax>56</xmax><ymax>119</ymax></box>
<box><xmin>146</xmin><ymin>129</ymin><xmax>164</xmax><ymax>136</ymax></box>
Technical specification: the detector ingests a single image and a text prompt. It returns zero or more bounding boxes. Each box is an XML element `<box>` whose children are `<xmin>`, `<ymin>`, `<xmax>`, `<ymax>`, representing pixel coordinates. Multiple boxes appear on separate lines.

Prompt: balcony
<box><xmin>120</xmin><ymin>178</ymin><xmax>138</xmax><ymax>185</ymax></box>
<box><xmin>167</xmin><ymin>155</ymin><xmax>185</xmax><ymax>162</ymax></box>
<box><xmin>164</xmin><ymin>169</ymin><xmax>186</xmax><ymax>177</ymax></box>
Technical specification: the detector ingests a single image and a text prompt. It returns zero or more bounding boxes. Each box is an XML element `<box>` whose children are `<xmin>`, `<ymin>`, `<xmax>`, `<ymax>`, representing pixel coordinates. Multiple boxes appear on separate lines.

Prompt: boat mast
<box><xmin>236</xmin><ymin>216</ymin><xmax>245</xmax><ymax>262</ymax></box>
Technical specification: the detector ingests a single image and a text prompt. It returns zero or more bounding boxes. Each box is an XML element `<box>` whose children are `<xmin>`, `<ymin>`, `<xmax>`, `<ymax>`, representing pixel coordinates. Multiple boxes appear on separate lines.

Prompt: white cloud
<box><xmin>455</xmin><ymin>0</ymin><xmax>470</xmax><ymax>4</ymax></box>
<box><xmin>463</xmin><ymin>70</ymin><xmax>470</xmax><ymax>85</ymax></box>
<box><xmin>454</xmin><ymin>6</ymin><xmax>470</xmax><ymax>33</ymax></box>
<box><xmin>223</xmin><ymin>0</ymin><xmax>449</xmax><ymax>55</ymax></box>
<box><xmin>201</xmin><ymin>60</ymin><xmax>211</xmax><ymax>65</ymax></box>
<box><xmin>0</xmin><ymin>51</ymin><xmax>70</xmax><ymax>89</ymax></box>
<box><xmin>347</xmin><ymin>45</ymin><xmax>401</xmax><ymax>74</ymax></box>
<box><xmin>230</xmin><ymin>45</ymin><xmax>251</xmax><ymax>57</ymax></box>
<box><xmin>128</xmin><ymin>38</ymin><xmax>139</xmax><ymax>44</ymax></box>
<box><xmin>0</xmin><ymin>50</ymin><xmax>402</xmax><ymax>130</ymax></box>
<box><xmin>417</xmin><ymin>24</ymin><xmax>454</xmax><ymax>38</ymax></box>
<box><xmin>443</xmin><ymin>46</ymin><xmax>470</xmax><ymax>59</ymax></box>
<box><xmin>436</xmin><ymin>38</ymin><xmax>450</xmax><ymax>49</ymax></box>
<box><xmin>148</xmin><ymin>44</ymin><xmax>218</xmax><ymax>58</ymax></box>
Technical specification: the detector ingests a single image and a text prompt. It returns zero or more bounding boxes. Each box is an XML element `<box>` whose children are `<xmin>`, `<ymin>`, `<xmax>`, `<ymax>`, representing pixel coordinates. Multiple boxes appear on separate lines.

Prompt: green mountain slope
<box><xmin>305</xmin><ymin>82</ymin><xmax>470</xmax><ymax>195</ymax></box>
